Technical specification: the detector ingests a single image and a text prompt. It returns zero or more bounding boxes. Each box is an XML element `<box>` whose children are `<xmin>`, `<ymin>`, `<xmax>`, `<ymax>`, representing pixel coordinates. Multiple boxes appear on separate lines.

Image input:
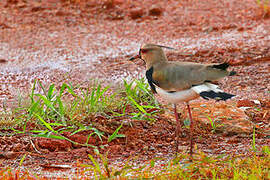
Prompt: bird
<box><xmin>129</xmin><ymin>43</ymin><xmax>236</xmax><ymax>158</ymax></box>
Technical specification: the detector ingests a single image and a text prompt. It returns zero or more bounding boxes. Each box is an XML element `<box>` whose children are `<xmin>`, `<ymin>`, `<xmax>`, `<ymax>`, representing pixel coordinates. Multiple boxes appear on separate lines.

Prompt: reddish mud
<box><xmin>0</xmin><ymin>0</ymin><xmax>269</xmax><ymax>177</ymax></box>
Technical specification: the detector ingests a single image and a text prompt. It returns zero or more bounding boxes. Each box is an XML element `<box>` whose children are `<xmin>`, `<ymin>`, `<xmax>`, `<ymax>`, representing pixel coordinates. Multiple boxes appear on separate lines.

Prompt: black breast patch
<box><xmin>146</xmin><ymin>67</ymin><xmax>158</xmax><ymax>94</ymax></box>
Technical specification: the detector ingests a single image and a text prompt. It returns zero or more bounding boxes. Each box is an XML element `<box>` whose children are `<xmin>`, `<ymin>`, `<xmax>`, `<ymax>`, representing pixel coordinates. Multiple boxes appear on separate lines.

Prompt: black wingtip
<box><xmin>200</xmin><ymin>91</ymin><xmax>235</xmax><ymax>101</ymax></box>
<box><xmin>212</xmin><ymin>63</ymin><xmax>230</xmax><ymax>70</ymax></box>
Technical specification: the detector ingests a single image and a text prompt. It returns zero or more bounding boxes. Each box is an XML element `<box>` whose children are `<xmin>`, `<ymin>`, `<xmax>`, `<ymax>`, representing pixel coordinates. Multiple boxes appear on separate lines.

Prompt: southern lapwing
<box><xmin>129</xmin><ymin>43</ymin><xmax>236</xmax><ymax>157</ymax></box>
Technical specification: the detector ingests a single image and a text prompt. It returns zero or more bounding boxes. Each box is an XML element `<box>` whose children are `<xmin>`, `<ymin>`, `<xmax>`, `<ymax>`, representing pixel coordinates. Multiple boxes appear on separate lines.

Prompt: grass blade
<box><xmin>34</xmin><ymin>113</ymin><xmax>56</xmax><ymax>132</ymax></box>
<box><xmin>108</xmin><ymin>123</ymin><xmax>125</xmax><ymax>142</ymax></box>
<box><xmin>127</xmin><ymin>96</ymin><xmax>146</xmax><ymax>113</ymax></box>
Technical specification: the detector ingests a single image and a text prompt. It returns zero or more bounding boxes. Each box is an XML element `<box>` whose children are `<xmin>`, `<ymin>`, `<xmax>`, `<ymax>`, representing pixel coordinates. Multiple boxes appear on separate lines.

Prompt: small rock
<box><xmin>237</xmin><ymin>99</ymin><xmax>255</xmax><ymax>108</ymax></box>
<box><xmin>129</xmin><ymin>8</ymin><xmax>144</xmax><ymax>19</ymax></box>
<box><xmin>37</xmin><ymin>138</ymin><xmax>72</xmax><ymax>152</ymax></box>
<box><xmin>0</xmin><ymin>23</ymin><xmax>11</xmax><ymax>29</ymax></box>
<box><xmin>64</xmin><ymin>133</ymin><xmax>96</xmax><ymax>148</ymax></box>
<box><xmin>202</xmin><ymin>26</ymin><xmax>218</xmax><ymax>32</ymax></box>
<box><xmin>47</xmin><ymin>0</ymin><xmax>61</xmax><ymax>3</ymax></box>
<box><xmin>109</xmin><ymin>145</ymin><xmax>122</xmax><ymax>153</ymax></box>
<box><xmin>177</xmin><ymin>145</ymin><xmax>188</xmax><ymax>152</ymax></box>
<box><xmin>71</xmin><ymin>147</ymin><xmax>89</xmax><ymax>157</ymax></box>
<box><xmin>6</xmin><ymin>139</ymin><xmax>12</xmax><ymax>145</ymax></box>
<box><xmin>17</xmin><ymin>2</ymin><xmax>26</xmax><ymax>8</ymax></box>
<box><xmin>253</xmin><ymin>100</ymin><xmax>261</xmax><ymax>105</ymax></box>
<box><xmin>2</xmin><ymin>144</ymin><xmax>9</xmax><ymax>151</ymax></box>
<box><xmin>221</xmin><ymin>24</ymin><xmax>237</xmax><ymax>30</ymax></box>
<box><xmin>12</xmin><ymin>143</ymin><xmax>23</xmax><ymax>152</ymax></box>
<box><xmin>114</xmin><ymin>0</ymin><xmax>124</xmax><ymax>5</ymax></box>
<box><xmin>149</xmin><ymin>6</ymin><xmax>163</xmax><ymax>16</ymax></box>
<box><xmin>103</xmin><ymin>144</ymin><xmax>109</xmax><ymax>148</ymax></box>
<box><xmin>237</xmin><ymin>27</ymin><xmax>244</xmax><ymax>31</ymax></box>
<box><xmin>31</xmin><ymin>6</ymin><xmax>44</xmax><ymax>12</ymax></box>
<box><xmin>193</xmin><ymin>102</ymin><xmax>253</xmax><ymax>135</ymax></box>
<box><xmin>262</xmin><ymin>100</ymin><xmax>270</xmax><ymax>108</ymax></box>
<box><xmin>6</xmin><ymin>0</ymin><xmax>18</xmax><ymax>5</ymax></box>
<box><xmin>223</xmin><ymin>123</ymin><xmax>253</xmax><ymax>136</ymax></box>
<box><xmin>239</xmin><ymin>107</ymin><xmax>251</xmax><ymax>111</ymax></box>
<box><xmin>0</xmin><ymin>59</ymin><xmax>8</xmax><ymax>63</ymax></box>
<box><xmin>56</xmin><ymin>10</ymin><xmax>67</xmax><ymax>16</ymax></box>
<box><xmin>143</xmin><ymin>146</ymin><xmax>149</xmax><ymax>151</ymax></box>
<box><xmin>102</xmin><ymin>0</ymin><xmax>115</xmax><ymax>9</ymax></box>
<box><xmin>0</xmin><ymin>152</ymin><xmax>20</xmax><ymax>159</ymax></box>
<box><xmin>149</xmin><ymin>146</ymin><xmax>155</xmax><ymax>151</ymax></box>
<box><xmin>157</xmin><ymin>144</ymin><xmax>163</xmax><ymax>147</ymax></box>
<box><xmin>108</xmin><ymin>10</ymin><xmax>125</xmax><ymax>20</ymax></box>
<box><xmin>123</xmin><ymin>152</ymin><xmax>129</xmax><ymax>157</ymax></box>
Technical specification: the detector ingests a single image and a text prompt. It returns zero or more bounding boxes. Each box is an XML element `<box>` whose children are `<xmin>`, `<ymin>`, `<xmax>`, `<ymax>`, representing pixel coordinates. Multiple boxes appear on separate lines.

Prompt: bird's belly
<box><xmin>155</xmin><ymin>86</ymin><xmax>199</xmax><ymax>104</ymax></box>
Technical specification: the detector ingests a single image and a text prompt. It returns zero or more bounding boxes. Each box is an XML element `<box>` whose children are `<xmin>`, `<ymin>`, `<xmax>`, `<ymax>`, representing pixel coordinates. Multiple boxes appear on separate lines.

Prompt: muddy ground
<box><xmin>0</xmin><ymin>0</ymin><xmax>269</xmax><ymax>178</ymax></box>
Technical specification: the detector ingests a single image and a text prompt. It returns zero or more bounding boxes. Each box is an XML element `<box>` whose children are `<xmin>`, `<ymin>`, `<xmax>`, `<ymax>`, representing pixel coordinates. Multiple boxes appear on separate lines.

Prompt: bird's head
<box><xmin>129</xmin><ymin>44</ymin><xmax>175</xmax><ymax>68</ymax></box>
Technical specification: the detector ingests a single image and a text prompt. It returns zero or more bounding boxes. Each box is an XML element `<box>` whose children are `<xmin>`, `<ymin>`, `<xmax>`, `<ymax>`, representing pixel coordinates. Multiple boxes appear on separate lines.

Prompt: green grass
<box><xmin>0</xmin><ymin>78</ymin><xmax>160</xmax><ymax>147</ymax></box>
<box><xmin>121</xmin><ymin>79</ymin><xmax>161</xmax><ymax>122</ymax></box>
<box><xmin>205</xmin><ymin>115</ymin><xmax>224</xmax><ymax>133</ymax></box>
<box><xmin>81</xmin><ymin>149</ymin><xmax>270</xmax><ymax>179</ymax></box>
<box><xmin>0</xmin><ymin>78</ymin><xmax>269</xmax><ymax>179</ymax></box>
<box><xmin>1</xmin><ymin>149</ymin><xmax>269</xmax><ymax>179</ymax></box>
<box><xmin>252</xmin><ymin>127</ymin><xmax>257</xmax><ymax>152</ymax></box>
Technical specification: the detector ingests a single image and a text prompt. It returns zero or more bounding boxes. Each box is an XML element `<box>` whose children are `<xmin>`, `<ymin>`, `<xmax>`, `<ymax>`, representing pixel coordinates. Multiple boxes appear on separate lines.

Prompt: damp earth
<box><xmin>0</xmin><ymin>0</ymin><xmax>269</xmax><ymax>178</ymax></box>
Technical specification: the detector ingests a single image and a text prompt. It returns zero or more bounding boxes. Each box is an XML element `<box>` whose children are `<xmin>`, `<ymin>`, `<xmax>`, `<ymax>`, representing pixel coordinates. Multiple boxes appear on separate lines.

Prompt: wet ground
<box><xmin>0</xmin><ymin>0</ymin><xmax>269</xmax><ymax>178</ymax></box>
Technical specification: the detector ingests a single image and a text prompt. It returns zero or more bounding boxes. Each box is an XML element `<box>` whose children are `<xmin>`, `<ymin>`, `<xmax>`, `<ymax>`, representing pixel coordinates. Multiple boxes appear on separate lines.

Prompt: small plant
<box><xmin>183</xmin><ymin>118</ymin><xmax>191</xmax><ymax>127</ymax></box>
<box><xmin>123</xmin><ymin>78</ymin><xmax>160</xmax><ymax>121</ymax></box>
<box><xmin>0</xmin><ymin>111</ymin><xmax>15</xmax><ymax>129</ymax></box>
<box><xmin>261</xmin><ymin>145</ymin><xmax>270</xmax><ymax>155</ymax></box>
<box><xmin>79</xmin><ymin>81</ymin><xmax>114</xmax><ymax>115</ymax></box>
<box><xmin>27</xmin><ymin>80</ymin><xmax>77</xmax><ymax>126</ymax></box>
<box><xmin>82</xmin><ymin>149</ymin><xmax>134</xmax><ymax>179</ymax></box>
<box><xmin>205</xmin><ymin>115</ymin><xmax>224</xmax><ymax>133</ymax></box>
<box><xmin>108</xmin><ymin>123</ymin><xmax>125</xmax><ymax>143</ymax></box>
<box><xmin>79</xmin><ymin>150</ymin><xmax>270</xmax><ymax>179</ymax></box>
<box><xmin>19</xmin><ymin>154</ymin><xmax>27</xmax><ymax>167</ymax></box>
<box><xmin>8</xmin><ymin>80</ymin><xmax>128</xmax><ymax>148</ymax></box>
<box><xmin>70</xmin><ymin>123</ymin><xmax>105</xmax><ymax>142</ymax></box>
<box><xmin>1</xmin><ymin>148</ymin><xmax>269</xmax><ymax>179</ymax></box>
<box><xmin>251</xmin><ymin>127</ymin><xmax>257</xmax><ymax>152</ymax></box>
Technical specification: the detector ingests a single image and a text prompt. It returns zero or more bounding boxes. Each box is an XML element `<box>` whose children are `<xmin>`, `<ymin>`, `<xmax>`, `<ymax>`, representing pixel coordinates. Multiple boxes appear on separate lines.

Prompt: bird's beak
<box><xmin>129</xmin><ymin>54</ymin><xmax>141</xmax><ymax>61</ymax></box>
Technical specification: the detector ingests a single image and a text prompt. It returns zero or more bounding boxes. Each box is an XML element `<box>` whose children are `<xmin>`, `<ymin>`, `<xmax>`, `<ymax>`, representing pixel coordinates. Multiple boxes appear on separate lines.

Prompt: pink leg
<box><xmin>174</xmin><ymin>104</ymin><xmax>180</xmax><ymax>154</ymax></box>
<box><xmin>187</xmin><ymin>103</ymin><xmax>194</xmax><ymax>158</ymax></box>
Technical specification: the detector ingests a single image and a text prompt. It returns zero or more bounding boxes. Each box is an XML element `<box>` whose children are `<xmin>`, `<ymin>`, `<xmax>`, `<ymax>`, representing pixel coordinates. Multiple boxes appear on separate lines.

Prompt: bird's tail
<box><xmin>191</xmin><ymin>83</ymin><xmax>235</xmax><ymax>101</ymax></box>
<box><xmin>211</xmin><ymin>62</ymin><xmax>237</xmax><ymax>76</ymax></box>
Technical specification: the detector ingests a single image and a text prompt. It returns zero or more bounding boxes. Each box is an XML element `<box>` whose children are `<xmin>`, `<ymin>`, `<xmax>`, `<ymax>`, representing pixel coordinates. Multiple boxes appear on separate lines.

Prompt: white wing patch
<box><xmin>191</xmin><ymin>83</ymin><xmax>235</xmax><ymax>101</ymax></box>
<box><xmin>153</xmin><ymin>82</ymin><xmax>234</xmax><ymax>104</ymax></box>
<box><xmin>191</xmin><ymin>83</ymin><xmax>223</xmax><ymax>94</ymax></box>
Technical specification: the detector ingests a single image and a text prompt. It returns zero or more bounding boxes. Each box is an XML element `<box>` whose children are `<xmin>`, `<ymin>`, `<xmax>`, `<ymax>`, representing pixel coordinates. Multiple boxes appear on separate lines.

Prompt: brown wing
<box><xmin>152</xmin><ymin>62</ymin><xmax>230</xmax><ymax>91</ymax></box>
